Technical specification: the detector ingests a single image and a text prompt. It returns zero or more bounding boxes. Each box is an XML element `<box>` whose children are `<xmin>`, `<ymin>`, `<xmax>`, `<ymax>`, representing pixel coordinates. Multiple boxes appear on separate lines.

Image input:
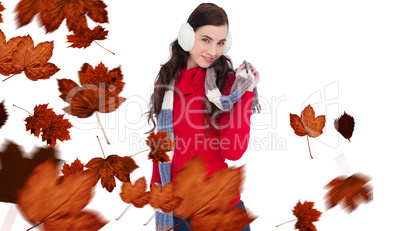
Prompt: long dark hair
<box><xmin>144</xmin><ymin>3</ymin><xmax>235</xmax><ymax>135</ymax></box>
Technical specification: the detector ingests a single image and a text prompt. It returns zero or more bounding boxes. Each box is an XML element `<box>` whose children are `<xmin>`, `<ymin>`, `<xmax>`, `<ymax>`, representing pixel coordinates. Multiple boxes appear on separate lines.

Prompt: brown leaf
<box><xmin>85</xmin><ymin>155</ymin><xmax>138</xmax><ymax>192</ymax></box>
<box><xmin>9</xmin><ymin>35</ymin><xmax>59</xmax><ymax>81</ymax></box>
<box><xmin>172</xmin><ymin>156</ymin><xmax>255</xmax><ymax>231</ymax></box>
<box><xmin>146</xmin><ymin>131</ymin><xmax>175</xmax><ymax>163</ymax></box>
<box><xmin>292</xmin><ymin>200</ymin><xmax>322</xmax><ymax>231</ymax></box>
<box><xmin>17</xmin><ymin>160</ymin><xmax>108</xmax><ymax>229</ymax></box>
<box><xmin>0</xmin><ymin>141</ymin><xmax>60</xmax><ymax>203</ymax></box>
<box><xmin>61</xmin><ymin>158</ymin><xmax>84</xmax><ymax>177</ymax></box>
<box><xmin>334</xmin><ymin>111</ymin><xmax>355</xmax><ymax>141</ymax></box>
<box><xmin>120</xmin><ymin>177</ymin><xmax>150</xmax><ymax>208</ymax></box>
<box><xmin>57</xmin><ymin>62</ymin><xmax>126</xmax><ymax>118</ymax></box>
<box><xmin>149</xmin><ymin>182</ymin><xmax>183</xmax><ymax>213</ymax></box>
<box><xmin>15</xmin><ymin>0</ymin><xmax>108</xmax><ymax>36</ymax></box>
<box><xmin>0</xmin><ymin>29</ymin><xmax>24</xmax><ymax>76</ymax></box>
<box><xmin>25</xmin><ymin>104</ymin><xmax>73</xmax><ymax>147</ymax></box>
<box><xmin>324</xmin><ymin>173</ymin><xmax>373</xmax><ymax>213</ymax></box>
<box><xmin>43</xmin><ymin>210</ymin><xmax>107</xmax><ymax>230</ymax></box>
<box><xmin>290</xmin><ymin>104</ymin><xmax>326</xmax><ymax>138</ymax></box>
<box><xmin>0</xmin><ymin>100</ymin><xmax>8</xmax><ymax>128</ymax></box>
<box><xmin>67</xmin><ymin>25</ymin><xmax>108</xmax><ymax>48</ymax></box>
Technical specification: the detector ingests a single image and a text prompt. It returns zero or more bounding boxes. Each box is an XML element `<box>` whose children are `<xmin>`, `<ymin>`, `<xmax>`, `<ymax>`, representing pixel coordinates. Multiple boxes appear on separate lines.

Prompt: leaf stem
<box><xmin>115</xmin><ymin>204</ymin><xmax>131</xmax><ymax>221</ymax></box>
<box><xmin>2</xmin><ymin>73</ymin><xmax>17</xmax><ymax>82</ymax></box>
<box><xmin>96</xmin><ymin>136</ymin><xmax>106</xmax><ymax>158</ymax></box>
<box><xmin>306</xmin><ymin>136</ymin><xmax>313</xmax><ymax>159</ymax></box>
<box><xmin>143</xmin><ymin>210</ymin><xmax>156</xmax><ymax>225</ymax></box>
<box><xmin>130</xmin><ymin>148</ymin><xmax>151</xmax><ymax>157</ymax></box>
<box><xmin>95</xmin><ymin>111</ymin><xmax>110</xmax><ymax>144</ymax></box>
<box><xmin>13</xmin><ymin>104</ymin><xmax>33</xmax><ymax>115</ymax></box>
<box><xmin>275</xmin><ymin>218</ymin><xmax>297</xmax><ymax>227</ymax></box>
<box><xmin>94</xmin><ymin>41</ymin><xmax>115</xmax><ymax>55</ymax></box>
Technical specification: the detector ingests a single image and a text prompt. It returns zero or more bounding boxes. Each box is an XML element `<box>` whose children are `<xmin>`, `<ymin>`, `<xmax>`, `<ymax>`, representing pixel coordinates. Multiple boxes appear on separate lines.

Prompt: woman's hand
<box><xmin>235</xmin><ymin>63</ymin><xmax>260</xmax><ymax>91</ymax></box>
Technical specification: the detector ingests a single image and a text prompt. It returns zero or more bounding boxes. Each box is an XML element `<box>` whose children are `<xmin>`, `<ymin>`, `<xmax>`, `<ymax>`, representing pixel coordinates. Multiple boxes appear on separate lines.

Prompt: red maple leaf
<box><xmin>292</xmin><ymin>200</ymin><xmax>322</xmax><ymax>231</ymax></box>
<box><xmin>146</xmin><ymin>130</ymin><xmax>175</xmax><ymax>163</ymax></box>
<box><xmin>61</xmin><ymin>158</ymin><xmax>85</xmax><ymax>177</ymax></box>
<box><xmin>85</xmin><ymin>155</ymin><xmax>138</xmax><ymax>192</ymax></box>
<box><xmin>25</xmin><ymin>103</ymin><xmax>72</xmax><ymax>147</ymax></box>
<box><xmin>67</xmin><ymin>25</ymin><xmax>108</xmax><ymax>48</ymax></box>
<box><xmin>0</xmin><ymin>1</ymin><xmax>5</xmax><ymax>23</ymax></box>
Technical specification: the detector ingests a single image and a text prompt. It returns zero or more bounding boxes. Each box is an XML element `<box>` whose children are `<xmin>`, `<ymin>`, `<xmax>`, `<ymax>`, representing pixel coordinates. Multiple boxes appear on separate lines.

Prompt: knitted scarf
<box><xmin>154</xmin><ymin>67</ymin><xmax>260</xmax><ymax>231</ymax></box>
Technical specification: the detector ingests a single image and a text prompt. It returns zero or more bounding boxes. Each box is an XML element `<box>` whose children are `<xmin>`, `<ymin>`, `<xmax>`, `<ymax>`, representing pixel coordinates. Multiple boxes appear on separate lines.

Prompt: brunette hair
<box><xmin>144</xmin><ymin>3</ymin><xmax>235</xmax><ymax>135</ymax></box>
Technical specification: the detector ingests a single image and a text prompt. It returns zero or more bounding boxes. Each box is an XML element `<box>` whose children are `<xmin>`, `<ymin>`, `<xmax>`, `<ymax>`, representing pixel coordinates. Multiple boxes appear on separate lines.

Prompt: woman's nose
<box><xmin>207</xmin><ymin>44</ymin><xmax>217</xmax><ymax>56</ymax></box>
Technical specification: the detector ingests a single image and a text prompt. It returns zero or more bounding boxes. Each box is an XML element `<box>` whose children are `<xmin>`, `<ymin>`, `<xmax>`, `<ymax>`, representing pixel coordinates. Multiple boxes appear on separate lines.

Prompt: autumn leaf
<box><xmin>334</xmin><ymin>111</ymin><xmax>355</xmax><ymax>141</ymax></box>
<box><xmin>149</xmin><ymin>182</ymin><xmax>183</xmax><ymax>213</ymax></box>
<box><xmin>324</xmin><ymin>173</ymin><xmax>373</xmax><ymax>213</ymax></box>
<box><xmin>0</xmin><ymin>29</ymin><xmax>24</xmax><ymax>76</ymax></box>
<box><xmin>0</xmin><ymin>100</ymin><xmax>8</xmax><ymax>128</ymax></box>
<box><xmin>61</xmin><ymin>158</ymin><xmax>84</xmax><ymax>177</ymax></box>
<box><xmin>57</xmin><ymin>62</ymin><xmax>126</xmax><ymax>118</ymax></box>
<box><xmin>146</xmin><ymin>131</ymin><xmax>175</xmax><ymax>163</ymax></box>
<box><xmin>15</xmin><ymin>0</ymin><xmax>108</xmax><ymax>36</ymax></box>
<box><xmin>290</xmin><ymin>104</ymin><xmax>326</xmax><ymax>158</ymax></box>
<box><xmin>67</xmin><ymin>25</ymin><xmax>112</xmax><ymax>54</ymax></box>
<box><xmin>120</xmin><ymin>177</ymin><xmax>150</xmax><ymax>208</ymax></box>
<box><xmin>85</xmin><ymin>155</ymin><xmax>138</xmax><ymax>192</ymax></box>
<box><xmin>0</xmin><ymin>2</ymin><xmax>5</xmax><ymax>23</ymax></box>
<box><xmin>172</xmin><ymin>156</ymin><xmax>255</xmax><ymax>231</ymax></box>
<box><xmin>292</xmin><ymin>200</ymin><xmax>322</xmax><ymax>231</ymax></box>
<box><xmin>0</xmin><ymin>141</ymin><xmax>60</xmax><ymax>203</ymax></box>
<box><xmin>17</xmin><ymin>160</ymin><xmax>108</xmax><ymax>230</ymax></box>
<box><xmin>25</xmin><ymin>103</ymin><xmax>73</xmax><ymax>147</ymax></box>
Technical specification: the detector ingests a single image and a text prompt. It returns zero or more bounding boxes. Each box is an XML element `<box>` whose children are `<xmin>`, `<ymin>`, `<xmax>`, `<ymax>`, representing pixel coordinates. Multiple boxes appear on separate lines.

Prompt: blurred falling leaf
<box><xmin>0</xmin><ymin>100</ymin><xmax>8</xmax><ymax>128</ymax></box>
<box><xmin>120</xmin><ymin>177</ymin><xmax>150</xmax><ymax>208</ymax></box>
<box><xmin>0</xmin><ymin>2</ymin><xmax>4</xmax><ymax>23</ymax></box>
<box><xmin>15</xmin><ymin>0</ymin><xmax>108</xmax><ymax>36</ymax></box>
<box><xmin>324</xmin><ymin>173</ymin><xmax>373</xmax><ymax>213</ymax></box>
<box><xmin>0</xmin><ymin>141</ymin><xmax>60</xmax><ymax>203</ymax></box>
<box><xmin>17</xmin><ymin>160</ymin><xmax>108</xmax><ymax>230</ymax></box>
<box><xmin>290</xmin><ymin>104</ymin><xmax>326</xmax><ymax>158</ymax></box>
<box><xmin>149</xmin><ymin>182</ymin><xmax>182</xmax><ymax>213</ymax></box>
<box><xmin>292</xmin><ymin>200</ymin><xmax>322</xmax><ymax>231</ymax></box>
<box><xmin>334</xmin><ymin>111</ymin><xmax>355</xmax><ymax>141</ymax></box>
<box><xmin>85</xmin><ymin>155</ymin><xmax>138</xmax><ymax>192</ymax></box>
<box><xmin>172</xmin><ymin>156</ymin><xmax>255</xmax><ymax>231</ymax></box>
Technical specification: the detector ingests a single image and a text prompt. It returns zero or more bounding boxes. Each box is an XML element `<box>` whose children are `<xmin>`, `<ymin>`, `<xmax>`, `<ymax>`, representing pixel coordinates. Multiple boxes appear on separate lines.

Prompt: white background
<box><xmin>0</xmin><ymin>0</ymin><xmax>401</xmax><ymax>230</ymax></box>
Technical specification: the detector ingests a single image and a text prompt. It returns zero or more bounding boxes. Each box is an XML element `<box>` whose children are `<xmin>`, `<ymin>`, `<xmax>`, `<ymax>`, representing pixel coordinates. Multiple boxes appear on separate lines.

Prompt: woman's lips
<box><xmin>202</xmin><ymin>56</ymin><xmax>214</xmax><ymax>63</ymax></box>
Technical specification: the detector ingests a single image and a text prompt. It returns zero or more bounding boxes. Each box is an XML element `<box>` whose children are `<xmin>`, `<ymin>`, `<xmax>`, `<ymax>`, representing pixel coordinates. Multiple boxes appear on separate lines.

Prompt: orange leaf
<box><xmin>8</xmin><ymin>35</ymin><xmax>59</xmax><ymax>81</ymax></box>
<box><xmin>292</xmin><ymin>200</ymin><xmax>322</xmax><ymax>231</ymax></box>
<box><xmin>17</xmin><ymin>160</ymin><xmax>107</xmax><ymax>229</ymax></box>
<box><xmin>15</xmin><ymin>0</ymin><xmax>108</xmax><ymax>36</ymax></box>
<box><xmin>172</xmin><ymin>156</ymin><xmax>255</xmax><ymax>231</ymax></box>
<box><xmin>324</xmin><ymin>173</ymin><xmax>373</xmax><ymax>213</ymax></box>
<box><xmin>146</xmin><ymin>131</ymin><xmax>175</xmax><ymax>163</ymax></box>
<box><xmin>290</xmin><ymin>104</ymin><xmax>326</xmax><ymax>138</ymax></box>
<box><xmin>149</xmin><ymin>182</ymin><xmax>183</xmax><ymax>213</ymax></box>
<box><xmin>67</xmin><ymin>25</ymin><xmax>108</xmax><ymax>48</ymax></box>
<box><xmin>85</xmin><ymin>155</ymin><xmax>138</xmax><ymax>192</ymax></box>
<box><xmin>120</xmin><ymin>177</ymin><xmax>150</xmax><ymax>208</ymax></box>
<box><xmin>25</xmin><ymin>104</ymin><xmax>72</xmax><ymax>147</ymax></box>
<box><xmin>57</xmin><ymin>62</ymin><xmax>126</xmax><ymax>118</ymax></box>
<box><xmin>0</xmin><ymin>29</ymin><xmax>24</xmax><ymax>76</ymax></box>
<box><xmin>0</xmin><ymin>2</ymin><xmax>4</xmax><ymax>23</ymax></box>
<box><xmin>61</xmin><ymin>158</ymin><xmax>84</xmax><ymax>177</ymax></box>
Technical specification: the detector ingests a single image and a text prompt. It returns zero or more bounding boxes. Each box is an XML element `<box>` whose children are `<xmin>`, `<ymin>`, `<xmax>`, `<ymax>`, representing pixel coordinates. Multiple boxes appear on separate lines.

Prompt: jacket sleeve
<box><xmin>218</xmin><ymin>75</ymin><xmax>255</xmax><ymax>161</ymax></box>
<box><xmin>150</xmin><ymin>162</ymin><xmax>161</xmax><ymax>187</ymax></box>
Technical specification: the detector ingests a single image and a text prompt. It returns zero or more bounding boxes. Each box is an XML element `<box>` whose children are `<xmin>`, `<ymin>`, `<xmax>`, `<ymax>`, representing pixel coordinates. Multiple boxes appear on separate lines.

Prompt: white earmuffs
<box><xmin>177</xmin><ymin>22</ymin><xmax>232</xmax><ymax>54</ymax></box>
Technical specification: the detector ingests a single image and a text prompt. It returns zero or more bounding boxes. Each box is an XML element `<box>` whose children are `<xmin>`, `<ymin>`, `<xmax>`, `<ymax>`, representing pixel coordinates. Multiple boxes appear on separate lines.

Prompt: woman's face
<box><xmin>187</xmin><ymin>24</ymin><xmax>229</xmax><ymax>69</ymax></box>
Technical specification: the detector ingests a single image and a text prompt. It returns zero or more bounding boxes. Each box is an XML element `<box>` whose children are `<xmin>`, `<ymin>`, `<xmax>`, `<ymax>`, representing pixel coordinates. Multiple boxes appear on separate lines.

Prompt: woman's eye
<box><xmin>218</xmin><ymin>42</ymin><xmax>225</xmax><ymax>46</ymax></box>
<box><xmin>202</xmin><ymin>38</ymin><xmax>209</xmax><ymax>43</ymax></box>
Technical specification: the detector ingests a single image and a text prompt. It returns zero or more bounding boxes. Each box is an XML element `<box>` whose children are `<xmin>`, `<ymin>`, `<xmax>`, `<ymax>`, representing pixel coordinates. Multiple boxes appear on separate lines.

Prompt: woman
<box><xmin>145</xmin><ymin>3</ymin><xmax>260</xmax><ymax>230</ymax></box>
